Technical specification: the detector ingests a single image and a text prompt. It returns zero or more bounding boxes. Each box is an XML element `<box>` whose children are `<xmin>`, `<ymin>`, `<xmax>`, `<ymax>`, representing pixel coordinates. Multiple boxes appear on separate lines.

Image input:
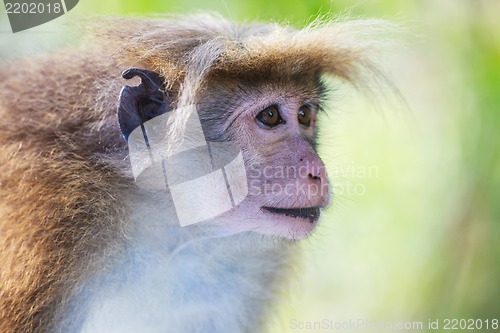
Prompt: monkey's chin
<box><xmin>260</xmin><ymin>206</ymin><xmax>321</xmax><ymax>240</ymax></box>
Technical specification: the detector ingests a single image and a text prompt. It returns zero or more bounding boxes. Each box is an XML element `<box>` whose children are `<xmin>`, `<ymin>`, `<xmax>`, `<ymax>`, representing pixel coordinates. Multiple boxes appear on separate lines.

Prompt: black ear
<box><xmin>117</xmin><ymin>68</ymin><xmax>170</xmax><ymax>140</ymax></box>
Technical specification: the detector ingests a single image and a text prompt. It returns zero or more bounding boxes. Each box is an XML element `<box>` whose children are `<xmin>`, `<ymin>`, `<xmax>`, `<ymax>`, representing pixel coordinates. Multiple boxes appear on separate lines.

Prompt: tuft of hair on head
<box><xmin>87</xmin><ymin>13</ymin><xmax>400</xmax><ymax>147</ymax></box>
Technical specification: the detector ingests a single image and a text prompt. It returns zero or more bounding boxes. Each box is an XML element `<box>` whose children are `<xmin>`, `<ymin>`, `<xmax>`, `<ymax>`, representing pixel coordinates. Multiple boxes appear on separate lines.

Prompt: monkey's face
<box><xmin>198</xmin><ymin>75</ymin><xmax>331</xmax><ymax>239</ymax></box>
<box><xmin>118</xmin><ymin>69</ymin><xmax>331</xmax><ymax>240</ymax></box>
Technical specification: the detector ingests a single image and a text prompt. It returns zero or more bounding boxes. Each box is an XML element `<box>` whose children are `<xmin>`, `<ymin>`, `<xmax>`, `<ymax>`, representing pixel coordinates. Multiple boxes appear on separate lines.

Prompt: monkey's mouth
<box><xmin>262</xmin><ymin>207</ymin><xmax>320</xmax><ymax>223</ymax></box>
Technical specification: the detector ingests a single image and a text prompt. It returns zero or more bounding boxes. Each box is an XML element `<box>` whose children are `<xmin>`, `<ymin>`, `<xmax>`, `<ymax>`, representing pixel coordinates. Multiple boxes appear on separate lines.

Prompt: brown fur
<box><xmin>0</xmin><ymin>51</ymin><xmax>134</xmax><ymax>332</ymax></box>
<box><xmin>0</xmin><ymin>14</ymin><xmax>389</xmax><ymax>332</ymax></box>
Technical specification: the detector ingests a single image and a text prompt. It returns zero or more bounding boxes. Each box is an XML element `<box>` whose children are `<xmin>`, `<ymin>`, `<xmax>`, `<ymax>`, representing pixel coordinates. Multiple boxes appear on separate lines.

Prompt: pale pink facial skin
<box><xmin>202</xmin><ymin>80</ymin><xmax>331</xmax><ymax>240</ymax></box>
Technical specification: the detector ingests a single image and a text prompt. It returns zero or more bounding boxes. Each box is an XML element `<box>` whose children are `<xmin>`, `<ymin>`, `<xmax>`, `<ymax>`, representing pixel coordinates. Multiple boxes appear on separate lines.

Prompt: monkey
<box><xmin>0</xmin><ymin>13</ymin><xmax>389</xmax><ymax>333</ymax></box>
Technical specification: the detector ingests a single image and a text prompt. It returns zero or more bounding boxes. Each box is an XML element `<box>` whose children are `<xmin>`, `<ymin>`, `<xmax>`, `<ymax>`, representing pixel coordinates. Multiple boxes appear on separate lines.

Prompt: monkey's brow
<box><xmin>302</xmin><ymin>98</ymin><xmax>322</xmax><ymax>109</ymax></box>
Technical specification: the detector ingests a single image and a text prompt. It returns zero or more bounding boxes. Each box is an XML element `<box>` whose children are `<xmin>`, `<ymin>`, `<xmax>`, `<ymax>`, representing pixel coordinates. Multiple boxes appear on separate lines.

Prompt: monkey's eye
<box><xmin>256</xmin><ymin>105</ymin><xmax>285</xmax><ymax>128</ymax></box>
<box><xmin>298</xmin><ymin>105</ymin><xmax>312</xmax><ymax>127</ymax></box>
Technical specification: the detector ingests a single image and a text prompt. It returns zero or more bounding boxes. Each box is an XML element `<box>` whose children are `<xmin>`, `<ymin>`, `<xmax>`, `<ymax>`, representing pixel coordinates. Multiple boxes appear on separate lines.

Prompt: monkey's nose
<box><xmin>303</xmin><ymin>160</ymin><xmax>330</xmax><ymax>205</ymax></box>
<box><xmin>307</xmin><ymin>170</ymin><xmax>321</xmax><ymax>180</ymax></box>
<box><xmin>307</xmin><ymin>165</ymin><xmax>326</xmax><ymax>184</ymax></box>
<box><xmin>301</xmin><ymin>156</ymin><xmax>328</xmax><ymax>186</ymax></box>
<box><xmin>308</xmin><ymin>172</ymin><xmax>320</xmax><ymax>181</ymax></box>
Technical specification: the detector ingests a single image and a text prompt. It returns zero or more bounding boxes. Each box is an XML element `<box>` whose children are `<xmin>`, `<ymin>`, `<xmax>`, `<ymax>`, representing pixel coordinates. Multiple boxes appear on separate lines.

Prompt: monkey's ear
<box><xmin>117</xmin><ymin>68</ymin><xmax>170</xmax><ymax>140</ymax></box>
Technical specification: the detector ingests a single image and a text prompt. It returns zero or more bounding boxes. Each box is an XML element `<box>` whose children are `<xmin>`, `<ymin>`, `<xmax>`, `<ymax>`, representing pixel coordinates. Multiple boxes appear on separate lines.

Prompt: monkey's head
<box><xmin>106</xmin><ymin>14</ymin><xmax>384</xmax><ymax>239</ymax></box>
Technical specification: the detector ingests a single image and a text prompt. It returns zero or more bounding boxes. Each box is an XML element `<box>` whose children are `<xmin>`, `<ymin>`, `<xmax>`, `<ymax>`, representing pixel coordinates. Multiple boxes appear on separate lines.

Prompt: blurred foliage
<box><xmin>430</xmin><ymin>1</ymin><xmax>500</xmax><ymax>320</ymax></box>
<box><xmin>77</xmin><ymin>0</ymin><xmax>340</xmax><ymax>24</ymax></box>
<box><xmin>1</xmin><ymin>0</ymin><xmax>499</xmax><ymax>332</ymax></box>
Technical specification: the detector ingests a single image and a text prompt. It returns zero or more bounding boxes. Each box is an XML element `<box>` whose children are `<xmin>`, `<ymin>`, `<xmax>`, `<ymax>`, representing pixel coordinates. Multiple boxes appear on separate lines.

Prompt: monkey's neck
<box><xmin>64</xmin><ymin>191</ymin><xmax>291</xmax><ymax>333</ymax></box>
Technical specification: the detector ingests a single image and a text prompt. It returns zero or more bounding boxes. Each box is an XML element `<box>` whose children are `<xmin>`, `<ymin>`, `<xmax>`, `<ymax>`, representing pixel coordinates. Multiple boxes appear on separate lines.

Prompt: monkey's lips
<box><xmin>261</xmin><ymin>206</ymin><xmax>320</xmax><ymax>223</ymax></box>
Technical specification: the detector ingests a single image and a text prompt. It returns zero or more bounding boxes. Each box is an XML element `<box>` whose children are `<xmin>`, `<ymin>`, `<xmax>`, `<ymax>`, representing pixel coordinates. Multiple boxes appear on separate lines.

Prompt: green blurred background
<box><xmin>1</xmin><ymin>0</ymin><xmax>499</xmax><ymax>332</ymax></box>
